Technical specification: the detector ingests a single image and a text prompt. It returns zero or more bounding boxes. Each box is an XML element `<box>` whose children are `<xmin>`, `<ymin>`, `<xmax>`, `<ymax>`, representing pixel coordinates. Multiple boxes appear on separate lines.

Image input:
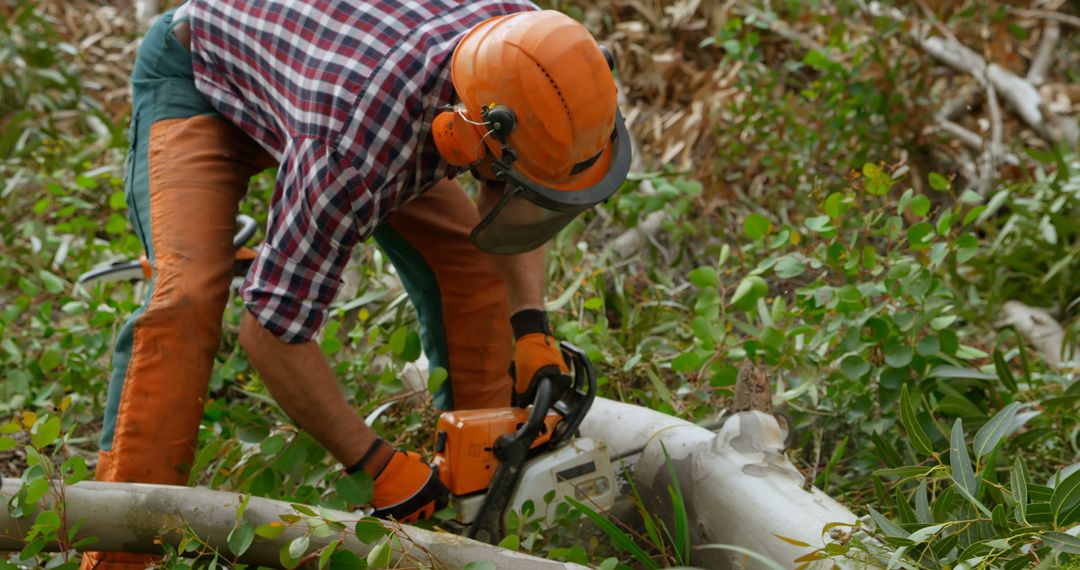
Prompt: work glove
<box><xmin>509</xmin><ymin>309</ymin><xmax>571</xmax><ymax>408</ymax></box>
<box><xmin>349</xmin><ymin>439</ymin><xmax>449</xmax><ymax>522</ymax></box>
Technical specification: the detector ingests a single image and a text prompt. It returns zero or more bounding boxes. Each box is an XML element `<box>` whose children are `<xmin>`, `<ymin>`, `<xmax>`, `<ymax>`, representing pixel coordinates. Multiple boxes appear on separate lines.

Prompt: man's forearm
<box><xmin>491</xmin><ymin>246</ymin><xmax>546</xmax><ymax>313</ymax></box>
<box><xmin>239</xmin><ymin>311</ymin><xmax>378</xmax><ymax>467</ymax></box>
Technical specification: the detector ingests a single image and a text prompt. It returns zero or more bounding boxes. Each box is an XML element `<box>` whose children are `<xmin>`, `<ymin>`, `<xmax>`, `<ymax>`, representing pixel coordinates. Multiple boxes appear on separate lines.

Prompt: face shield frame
<box><xmin>469</xmin><ymin>107</ymin><xmax>632</xmax><ymax>255</ymax></box>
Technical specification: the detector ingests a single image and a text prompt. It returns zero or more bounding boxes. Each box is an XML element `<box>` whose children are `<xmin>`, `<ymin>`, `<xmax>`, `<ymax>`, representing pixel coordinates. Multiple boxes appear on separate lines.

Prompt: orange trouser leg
<box><xmin>83</xmin><ymin>116</ymin><xmax>272</xmax><ymax>570</ymax></box>
<box><xmin>376</xmin><ymin>179</ymin><xmax>513</xmax><ymax>410</ymax></box>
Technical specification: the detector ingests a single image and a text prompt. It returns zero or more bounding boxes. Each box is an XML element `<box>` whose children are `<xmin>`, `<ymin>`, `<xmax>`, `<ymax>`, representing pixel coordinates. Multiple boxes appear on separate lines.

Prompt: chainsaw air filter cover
<box><xmin>432</xmin><ymin>407</ymin><xmax>561</xmax><ymax>497</ymax></box>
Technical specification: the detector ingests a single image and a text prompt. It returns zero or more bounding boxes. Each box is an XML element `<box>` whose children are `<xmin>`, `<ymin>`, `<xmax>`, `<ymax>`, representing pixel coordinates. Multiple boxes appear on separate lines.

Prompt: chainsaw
<box><xmin>431</xmin><ymin>342</ymin><xmax>616</xmax><ymax>543</ymax></box>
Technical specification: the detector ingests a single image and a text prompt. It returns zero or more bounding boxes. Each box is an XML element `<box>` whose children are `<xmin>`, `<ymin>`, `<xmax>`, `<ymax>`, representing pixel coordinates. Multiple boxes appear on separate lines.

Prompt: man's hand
<box><xmin>509</xmin><ymin>309</ymin><xmax>569</xmax><ymax>407</ymax></box>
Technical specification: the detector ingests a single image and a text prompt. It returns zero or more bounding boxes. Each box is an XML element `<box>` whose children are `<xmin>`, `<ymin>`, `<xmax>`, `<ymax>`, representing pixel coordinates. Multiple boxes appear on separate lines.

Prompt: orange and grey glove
<box><xmin>509</xmin><ymin>309</ymin><xmax>570</xmax><ymax>408</ymax></box>
<box><xmin>348</xmin><ymin>439</ymin><xmax>448</xmax><ymax>522</ymax></box>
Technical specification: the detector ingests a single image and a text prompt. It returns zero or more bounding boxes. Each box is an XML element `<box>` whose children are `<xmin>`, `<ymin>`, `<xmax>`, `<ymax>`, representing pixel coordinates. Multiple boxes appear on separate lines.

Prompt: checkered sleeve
<box><xmin>241</xmin><ymin>136</ymin><xmax>361</xmax><ymax>343</ymax></box>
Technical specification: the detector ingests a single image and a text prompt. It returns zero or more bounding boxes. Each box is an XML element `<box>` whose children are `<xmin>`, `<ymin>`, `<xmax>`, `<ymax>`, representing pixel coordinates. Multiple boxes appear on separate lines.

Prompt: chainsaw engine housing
<box><xmin>449</xmin><ymin>437</ymin><xmax>615</xmax><ymax>527</ymax></box>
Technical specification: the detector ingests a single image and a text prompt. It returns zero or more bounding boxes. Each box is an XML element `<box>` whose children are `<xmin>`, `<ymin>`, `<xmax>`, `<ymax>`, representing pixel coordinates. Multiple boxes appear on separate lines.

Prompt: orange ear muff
<box><xmin>433</xmin><ymin>108</ymin><xmax>486</xmax><ymax>167</ymax></box>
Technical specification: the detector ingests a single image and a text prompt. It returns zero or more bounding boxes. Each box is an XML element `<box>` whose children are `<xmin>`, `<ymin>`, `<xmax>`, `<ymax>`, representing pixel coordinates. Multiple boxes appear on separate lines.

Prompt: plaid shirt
<box><xmin>188</xmin><ymin>0</ymin><xmax>537</xmax><ymax>342</ymax></box>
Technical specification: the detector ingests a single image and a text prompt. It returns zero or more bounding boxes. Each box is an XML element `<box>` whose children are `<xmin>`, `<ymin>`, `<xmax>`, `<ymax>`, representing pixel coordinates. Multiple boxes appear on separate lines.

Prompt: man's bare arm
<box><xmin>239</xmin><ymin>311</ymin><xmax>390</xmax><ymax>471</ymax></box>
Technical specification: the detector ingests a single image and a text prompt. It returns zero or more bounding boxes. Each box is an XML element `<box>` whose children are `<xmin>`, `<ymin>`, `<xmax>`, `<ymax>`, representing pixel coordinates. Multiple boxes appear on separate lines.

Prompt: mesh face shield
<box><xmin>470</xmin><ymin>109</ymin><xmax>632</xmax><ymax>255</ymax></box>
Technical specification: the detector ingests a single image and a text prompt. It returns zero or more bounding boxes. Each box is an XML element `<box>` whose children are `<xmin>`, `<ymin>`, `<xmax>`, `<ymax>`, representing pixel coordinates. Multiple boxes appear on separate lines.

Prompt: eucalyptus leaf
<box><xmin>973</xmin><ymin>402</ymin><xmax>1021</xmax><ymax>458</ymax></box>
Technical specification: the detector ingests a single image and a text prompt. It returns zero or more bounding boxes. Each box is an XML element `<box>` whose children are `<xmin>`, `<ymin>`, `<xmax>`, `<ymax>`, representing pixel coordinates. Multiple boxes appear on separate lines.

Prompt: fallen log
<box><xmin>0</xmin><ymin>478</ymin><xmax>585</xmax><ymax>570</ymax></box>
<box><xmin>579</xmin><ymin>397</ymin><xmax>861</xmax><ymax>569</ymax></box>
<box><xmin>996</xmin><ymin>300</ymin><xmax>1078</xmax><ymax>368</ymax></box>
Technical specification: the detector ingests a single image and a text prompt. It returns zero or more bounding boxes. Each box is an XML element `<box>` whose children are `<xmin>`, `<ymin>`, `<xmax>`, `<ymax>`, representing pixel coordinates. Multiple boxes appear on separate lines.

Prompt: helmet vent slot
<box><xmin>530</xmin><ymin>59</ymin><xmax>571</xmax><ymax>122</ymax></box>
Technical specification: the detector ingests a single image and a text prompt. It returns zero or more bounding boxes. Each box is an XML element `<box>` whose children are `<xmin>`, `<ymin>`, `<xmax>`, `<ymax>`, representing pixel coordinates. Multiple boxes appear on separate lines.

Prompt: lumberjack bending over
<box><xmin>85</xmin><ymin>0</ymin><xmax>629</xmax><ymax>567</ymax></box>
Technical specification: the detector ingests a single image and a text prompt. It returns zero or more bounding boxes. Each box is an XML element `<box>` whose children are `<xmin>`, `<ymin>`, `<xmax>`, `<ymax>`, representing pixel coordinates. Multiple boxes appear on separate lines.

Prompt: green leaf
<box><xmin>1051</xmin><ymin>467</ymin><xmax>1080</xmax><ymax>524</ymax></box>
<box><xmin>823</xmin><ymin>192</ymin><xmax>851</xmax><ymax>218</ymax></box>
<box><xmin>327</xmin><ymin>550</ymin><xmax>366</xmax><ymax>569</ymax></box>
<box><xmin>255</xmin><ymin>522</ymin><xmax>287</xmax><ymax>539</ymax></box>
<box><xmin>730</xmin><ymin>276</ymin><xmax>768</xmax><ymax>311</ymax></box>
<box><xmin>366</xmin><ymin>540</ymin><xmax>391</xmax><ymax>568</ymax></box>
<box><xmin>38</xmin><ymin>350</ymin><xmax>62</xmax><ymax>373</ymax></box>
<box><xmin>992</xmin><ymin>350</ymin><xmax>1018</xmax><ymax>393</ymax></box>
<box><xmin>774</xmin><ymin>255</ymin><xmax>806</xmax><ymax>279</ymax></box>
<box><xmin>804</xmin><ymin>215</ymin><xmax>834</xmax><ymax>233</ymax></box>
<box><xmin>930</xmin><ymin>366</ymin><xmax>996</xmax><ymax>381</ymax></box>
<box><xmin>30</xmin><ymin>415</ymin><xmax>61</xmax><ymax>449</ymax></box>
<box><xmin>884</xmin><ymin>340</ymin><xmax>913</xmax><ymax>368</ymax></box>
<box><xmin>427</xmin><ymin>367</ymin><xmax>448</xmax><ymax>395</ymax></box>
<box><xmin>61</xmin><ymin>455</ymin><xmax>88</xmax><ymax>485</ymax></box>
<box><xmin>1042</xmin><ymin>531</ymin><xmax>1080</xmax><ymax>554</ymax></box>
<box><xmin>910</xmin><ymin>195</ymin><xmax>931</xmax><ymax>217</ymax></box>
<box><xmin>660</xmin><ymin>442</ymin><xmax>690</xmax><ymax>565</ymax></box>
<box><xmin>464</xmin><ymin>563</ymin><xmax>497</xmax><ymax>570</ymax></box>
<box><xmin>318</xmin><ymin>540</ymin><xmax>339</xmax><ymax>570</ymax></box>
<box><xmin>908</xmin><ymin>523</ymin><xmax>945</xmax><ymax>544</ymax></box>
<box><xmin>868</xmin><ymin>506</ymin><xmax>909</xmax><ymax>539</ymax></box>
<box><xmin>915</xmin><ymin>481</ymin><xmax>932</xmax><ymax>524</ymax></box>
<box><xmin>566</xmin><ymin>496</ymin><xmax>659</xmax><ymax>570</ymax></box>
<box><xmin>0</xmin><ymin>437</ymin><xmax>15</xmax><ymax>452</ymax></box>
<box><xmin>227</xmin><ymin>522</ymin><xmax>255</xmax><ymax>557</ymax></box>
<box><xmin>907</xmin><ymin>222</ymin><xmax>933</xmax><ymax>247</ymax></box>
<box><xmin>743</xmin><ymin>213</ymin><xmax>771</xmax><ymax>240</ymax></box>
<box><xmin>671</xmin><ymin>352</ymin><xmax>701</xmax><ymax>373</ymax></box>
<box><xmin>354</xmin><ymin>517</ymin><xmax>390</xmax><ymax>544</ymax></box>
<box><xmin>991</xmin><ymin>504</ymin><xmax>1008</xmax><ymax>530</ymax></box>
<box><xmin>400</xmin><ymin>331</ymin><xmax>422</xmax><ymax>362</ymax></box>
<box><xmin>840</xmin><ymin>355</ymin><xmax>870</xmax><ymax>380</ymax></box>
<box><xmin>108</xmin><ymin>190</ymin><xmax>127</xmax><ymax>209</ymax></box>
<box><xmin>335</xmin><ymin>471</ymin><xmax>374</xmax><ymax>505</ymax></box>
<box><xmin>862</xmin><ymin>163</ymin><xmax>893</xmax><ymax>195</ymax></box>
<box><xmin>973</xmin><ymin>402</ymin><xmax>1021</xmax><ymax>458</ymax></box>
<box><xmin>688</xmin><ymin>266</ymin><xmax>719</xmax><ymax>288</ymax></box>
<box><xmin>597</xmin><ymin>558</ymin><xmax>619</xmax><ymax>570</ymax></box>
<box><xmin>950</xmin><ymin>419</ymin><xmax>976</xmax><ymax>498</ymax></box>
<box><xmin>1012</xmin><ymin>458</ymin><xmax>1029</xmax><ymax>524</ymax></box>
<box><xmin>105</xmin><ymin>213</ymin><xmax>128</xmax><ymax>234</ymax></box>
<box><xmin>389</xmin><ymin>327</ymin><xmax>408</xmax><ymax>355</ymax></box>
<box><xmin>900</xmin><ymin>385</ymin><xmax>934</xmax><ymax>456</ymax></box>
<box><xmin>288</xmin><ymin>535</ymin><xmax>310</xmax><ymax>562</ymax></box>
<box><xmin>928</xmin><ymin>172</ymin><xmax>950</xmax><ymax>191</ymax></box>
<box><xmin>497</xmin><ymin>534</ymin><xmax>520</xmax><ymax>551</ymax></box>
<box><xmin>38</xmin><ymin>270</ymin><xmax>65</xmax><ymax>294</ymax></box>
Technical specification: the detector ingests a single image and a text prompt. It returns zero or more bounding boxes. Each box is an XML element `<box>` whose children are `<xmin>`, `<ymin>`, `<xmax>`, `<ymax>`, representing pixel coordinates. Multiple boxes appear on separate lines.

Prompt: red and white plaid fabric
<box><xmin>187</xmin><ymin>0</ymin><xmax>537</xmax><ymax>342</ymax></box>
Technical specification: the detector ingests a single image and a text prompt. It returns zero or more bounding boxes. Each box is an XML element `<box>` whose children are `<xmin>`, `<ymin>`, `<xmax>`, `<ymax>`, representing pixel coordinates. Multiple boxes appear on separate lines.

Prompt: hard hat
<box><xmin>432</xmin><ymin>10</ymin><xmax>632</xmax><ymax>254</ymax></box>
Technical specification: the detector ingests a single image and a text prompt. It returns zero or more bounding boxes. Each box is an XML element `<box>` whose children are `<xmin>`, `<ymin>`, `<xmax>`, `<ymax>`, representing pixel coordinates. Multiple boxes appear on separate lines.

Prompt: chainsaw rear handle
<box><xmin>76</xmin><ymin>215</ymin><xmax>258</xmax><ymax>288</ymax></box>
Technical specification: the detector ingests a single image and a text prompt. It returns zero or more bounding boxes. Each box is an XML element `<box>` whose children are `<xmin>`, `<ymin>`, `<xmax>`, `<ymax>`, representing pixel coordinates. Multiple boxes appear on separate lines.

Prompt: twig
<box><xmin>1005</xmin><ymin>7</ymin><xmax>1080</xmax><ymax>29</ymax></box>
<box><xmin>975</xmin><ymin>82</ymin><xmax>1004</xmax><ymax>195</ymax></box>
<box><xmin>928</xmin><ymin>119</ymin><xmax>1021</xmax><ymax>167</ymax></box>
<box><xmin>732</xmin><ymin>3</ymin><xmax>828</xmax><ymax>53</ymax></box>
<box><xmin>1027</xmin><ymin>21</ymin><xmax>1061</xmax><ymax>86</ymax></box>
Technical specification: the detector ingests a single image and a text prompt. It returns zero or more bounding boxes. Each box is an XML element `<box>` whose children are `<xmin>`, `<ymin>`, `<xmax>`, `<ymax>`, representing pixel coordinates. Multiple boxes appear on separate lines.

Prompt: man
<box><xmin>85</xmin><ymin>0</ymin><xmax>629</xmax><ymax>567</ymax></box>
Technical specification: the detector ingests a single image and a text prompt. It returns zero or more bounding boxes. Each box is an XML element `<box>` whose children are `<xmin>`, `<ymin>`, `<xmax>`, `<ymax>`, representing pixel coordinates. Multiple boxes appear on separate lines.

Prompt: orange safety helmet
<box><xmin>433</xmin><ymin>9</ymin><xmax>632</xmax><ymax>254</ymax></box>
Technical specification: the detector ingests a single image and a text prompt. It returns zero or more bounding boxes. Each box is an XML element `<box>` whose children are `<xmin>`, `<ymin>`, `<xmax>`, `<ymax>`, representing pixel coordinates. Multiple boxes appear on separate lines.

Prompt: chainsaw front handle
<box><xmin>549</xmin><ymin>342</ymin><xmax>596</xmax><ymax>447</ymax></box>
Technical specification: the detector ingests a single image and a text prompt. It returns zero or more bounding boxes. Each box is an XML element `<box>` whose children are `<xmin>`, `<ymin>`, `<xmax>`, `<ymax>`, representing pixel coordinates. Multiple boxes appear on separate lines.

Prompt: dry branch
<box><xmin>1026</xmin><ymin>20</ymin><xmax>1061</xmax><ymax>87</ymax></box>
<box><xmin>866</xmin><ymin>1</ymin><xmax>1078</xmax><ymax>147</ymax></box>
